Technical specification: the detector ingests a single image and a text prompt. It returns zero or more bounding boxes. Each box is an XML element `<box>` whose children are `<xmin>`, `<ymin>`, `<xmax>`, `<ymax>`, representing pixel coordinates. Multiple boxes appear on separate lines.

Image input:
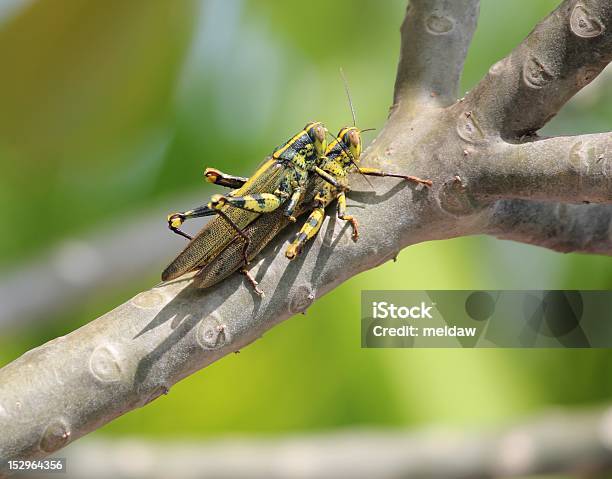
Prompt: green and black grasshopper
<box><xmin>189</xmin><ymin>125</ymin><xmax>432</xmax><ymax>292</ymax></box>
<box><xmin>161</xmin><ymin>122</ymin><xmax>329</xmax><ymax>290</ymax></box>
<box><xmin>163</xmin><ymin>75</ymin><xmax>432</xmax><ymax>294</ymax></box>
<box><xmin>285</xmin><ymin>125</ymin><xmax>431</xmax><ymax>258</ymax></box>
<box><xmin>283</xmin><ymin>74</ymin><xmax>432</xmax><ymax>260</ymax></box>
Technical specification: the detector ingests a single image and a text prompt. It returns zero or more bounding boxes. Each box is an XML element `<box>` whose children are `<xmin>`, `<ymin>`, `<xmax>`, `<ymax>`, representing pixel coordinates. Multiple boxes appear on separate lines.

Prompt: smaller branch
<box><xmin>393</xmin><ymin>0</ymin><xmax>479</xmax><ymax>112</ymax></box>
<box><xmin>466</xmin><ymin>0</ymin><xmax>612</xmax><ymax>138</ymax></box>
<box><xmin>471</xmin><ymin>133</ymin><xmax>612</xmax><ymax>204</ymax></box>
<box><xmin>483</xmin><ymin>199</ymin><xmax>612</xmax><ymax>255</ymax></box>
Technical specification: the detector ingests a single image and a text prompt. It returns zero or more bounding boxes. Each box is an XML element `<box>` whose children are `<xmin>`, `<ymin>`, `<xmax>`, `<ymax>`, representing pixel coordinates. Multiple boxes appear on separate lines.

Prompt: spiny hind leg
<box><xmin>167</xmin><ymin>205</ymin><xmax>216</xmax><ymax>240</ymax></box>
<box><xmin>209</xmin><ymin>192</ymin><xmax>286</xmax><ymax>214</ymax></box>
<box><xmin>214</xmin><ymin>209</ymin><xmax>252</xmax><ymax>267</ymax></box>
<box><xmin>336</xmin><ymin>192</ymin><xmax>359</xmax><ymax>241</ymax></box>
<box><xmin>204</xmin><ymin>167</ymin><xmax>248</xmax><ymax>189</ymax></box>
<box><xmin>285</xmin><ymin>207</ymin><xmax>325</xmax><ymax>260</ymax></box>
<box><xmin>359</xmin><ymin>167</ymin><xmax>432</xmax><ymax>187</ymax></box>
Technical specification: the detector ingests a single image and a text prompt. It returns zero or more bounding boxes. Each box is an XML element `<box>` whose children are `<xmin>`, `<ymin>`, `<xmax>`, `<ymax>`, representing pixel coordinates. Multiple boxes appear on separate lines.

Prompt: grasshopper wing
<box><xmin>162</xmin><ymin>157</ymin><xmax>286</xmax><ymax>281</ymax></box>
<box><xmin>192</xmin><ymin>179</ymin><xmax>320</xmax><ymax>289</ymax></box>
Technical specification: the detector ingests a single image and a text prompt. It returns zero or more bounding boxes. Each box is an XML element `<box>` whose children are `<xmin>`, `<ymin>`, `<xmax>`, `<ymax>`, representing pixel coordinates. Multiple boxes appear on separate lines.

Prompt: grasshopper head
<box><xmin>304</xmin><ymin>121</ymin><xmax>328</xmax><ymax>158</ymax></box>
<box><xmin>336</xmin><ymin>126</ymin><xmax>362</xmax><ymax>165</ymax></box>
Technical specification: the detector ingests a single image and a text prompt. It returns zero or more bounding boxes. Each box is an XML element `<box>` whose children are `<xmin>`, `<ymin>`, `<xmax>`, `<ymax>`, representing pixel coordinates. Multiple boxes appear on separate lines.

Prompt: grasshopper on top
<box><xmin>161</xmin><ymin>121</ymin><xmax>328</xmax><ymax>290</ymax></box>
<box><xmin>284</xmin><ymin>125</ymin><xmax>432</xmax><ymax>259</ymax></box>
<box><xmin>284</xmin><ymin>70</ymin><xmax>432</xmax><ymax>259</ymax></box>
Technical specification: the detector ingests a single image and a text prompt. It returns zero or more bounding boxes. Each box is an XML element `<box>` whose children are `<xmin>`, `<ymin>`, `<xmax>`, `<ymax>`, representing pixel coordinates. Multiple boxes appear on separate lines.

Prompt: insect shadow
<box><xmin>348</xmin><ymin>178</ymin><xmax>426</xmax><ymax>205</ymax></box>
<box><xmin>133</xmin><ymin>178</ymin><xmax>426</xmax><ymax>383</ymax></box>
<box><xmin>132</xmin><ymin>279</ymin><xmax>232</xmax><ymax>387</ymax></box>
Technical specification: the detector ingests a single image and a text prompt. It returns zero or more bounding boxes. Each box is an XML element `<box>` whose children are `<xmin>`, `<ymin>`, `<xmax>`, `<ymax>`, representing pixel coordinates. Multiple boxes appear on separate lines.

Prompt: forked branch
<box><xmin>393</xmin><ymin>0</ymin><xmax>479</xmax><ymax>111</ymax></box>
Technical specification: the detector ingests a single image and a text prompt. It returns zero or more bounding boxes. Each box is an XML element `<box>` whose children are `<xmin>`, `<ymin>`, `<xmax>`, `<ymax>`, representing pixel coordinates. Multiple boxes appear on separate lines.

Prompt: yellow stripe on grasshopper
<box><xmin>272</xmin><ymin>122</ymin><xmax>324</xmax><ymax>159</ymax></box>
<box><xmin>209</xmin><ymin>193</ymin><xmax>284</xmax><ymax>213</ymax></box>
<box><xmin>231</xmin><ymin>159</ymin><xmax>277</xmax><ymax>197</ymax></box>
<box><xmin>272</xmin><ymin>130</ymin><xmax>308</xmax><ymax>158</ymax></box>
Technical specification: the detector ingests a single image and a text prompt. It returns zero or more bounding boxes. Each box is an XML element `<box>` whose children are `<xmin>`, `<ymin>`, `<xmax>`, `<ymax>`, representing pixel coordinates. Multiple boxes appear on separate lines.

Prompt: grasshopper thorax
<box><xmin>272</xmin><ymin>122</ymin><xmax>328</xmax><ymax>166</ymax></box>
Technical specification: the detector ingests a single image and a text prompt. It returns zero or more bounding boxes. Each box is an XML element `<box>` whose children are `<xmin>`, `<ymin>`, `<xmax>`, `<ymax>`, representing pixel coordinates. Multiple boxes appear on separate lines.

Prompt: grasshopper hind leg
<box><xmin>167</xmin><ymin>205</ymin><xmax>217</xmax><ymax>240</ymax></box>
<box><xmin>204</xmin><ymin>168</ymin><xmax>248</xmax><ymax>189</ymax></box>
<box><xmin>209</xmin><ymin>192</ymin><xmax>285</xmax><ymax>214</ymax></box>
<box><xmin>214</xmin><ymin>209</ymin><xmax>252</xmax><ymax>267</ymax></box>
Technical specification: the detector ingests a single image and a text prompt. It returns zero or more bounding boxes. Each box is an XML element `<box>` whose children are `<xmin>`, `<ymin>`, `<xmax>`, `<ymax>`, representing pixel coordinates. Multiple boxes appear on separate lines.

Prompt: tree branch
<box><xmin>393</xmin><ymin>0</ymin><xmax>479</xmax><ymax>112</ymax></box>
<box><xmin>483</xmin><ymin>199</ymin><xmax>612</xmax><ymax>254</ymax></box>
<box><xmin>466</xmin><ymin>0</ymin><xmax>612</xmax><ymax>138</ymax></box>
<box><xmin>52</xmin><ymin>408</ymin><xmax>612</xmax><ymax>479</ymax></box>
<box><xmin>0</xmin><ymin>164</ymin><xmax>451</xmax><ymax>467</ymax></box>
<box><xmin>471</xmin><ymin>133</ymin><xmax>612</xmax><ymax>203</ymax></box>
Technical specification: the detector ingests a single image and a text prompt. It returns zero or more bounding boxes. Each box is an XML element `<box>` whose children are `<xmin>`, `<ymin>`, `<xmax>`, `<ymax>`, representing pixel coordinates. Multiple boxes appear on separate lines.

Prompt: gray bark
<box><xmin>1</xmin><ymin>0</ymin><xmax>612</xmax><ymax>471</ymax></box>
<box><xmin>44</xmin><ymin>408</ymin><xmax>612</xmax><ymax>479</ymax></box>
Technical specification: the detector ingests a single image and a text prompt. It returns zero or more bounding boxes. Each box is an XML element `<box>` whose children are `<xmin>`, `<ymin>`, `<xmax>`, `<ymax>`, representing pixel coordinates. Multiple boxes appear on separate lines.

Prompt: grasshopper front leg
<box><xmin>313</xmin><ymin>166</ymin><xmax>345</xmax><ymax>189</ymax></box>
<box><xmin>359</xmin><ymin>167</ymin><xmax>432</xmax><ymax>187</ymax></box>
<box><xmin>283</xmin><ymin>187</ymin><xmax>303</xmax><ymax>222</ymax></box>
<box><xmin>336</xmin><ymin>191</ymin><xmax>358</xmax><ymax>240</ymax></box>
<box><xmin>285</xmin><ymin>207</ymin><xmax>326</xmax><ymax>260</ymax></box>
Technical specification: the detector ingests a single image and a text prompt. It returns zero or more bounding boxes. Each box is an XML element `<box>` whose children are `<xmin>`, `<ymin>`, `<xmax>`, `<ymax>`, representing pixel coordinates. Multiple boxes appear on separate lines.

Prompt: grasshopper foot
<box><xmin>403</xmin><ymin>175</ymin><xmax>432</xmax><ymax>188</ymax></box>
<box><xmin>285</xmin><ymin>243</ymin><xmax>302</xmax><ymax>260</ymax></box>
<box><xmin>241</xmin><ymin>269</ymin><xmax>264</xmax><ymax>296</ymax></box>
<box><xmin>349</xmin><ymin>218</ymin><xmax>359</xmax><ymax>241</ymax></box>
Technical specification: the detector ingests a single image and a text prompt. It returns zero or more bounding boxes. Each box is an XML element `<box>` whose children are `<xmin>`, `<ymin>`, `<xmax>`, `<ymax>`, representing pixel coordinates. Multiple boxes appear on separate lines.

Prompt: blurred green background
<box><xmin>1</xmin><ymin>0</ymin><xmax>611</xmax><ymax>440</ymax></box>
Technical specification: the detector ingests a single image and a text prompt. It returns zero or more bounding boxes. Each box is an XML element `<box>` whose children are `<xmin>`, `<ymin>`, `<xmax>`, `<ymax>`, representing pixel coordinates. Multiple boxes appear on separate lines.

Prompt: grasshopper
<box><xmin>284</xmin><ymin>125</ymin><xmax>432</xmax><ymax>259</ymax></box>
<box><xmin>163</xmin><ymin>74</ymin><xmax>431</xmax><ymax>294</ymax></box>
<box><xmin>284</xmin><ymin>69</ymin><xmax>431</xmax><ymax>259</ymax></box>
<box><xmin>192</xmin><ymin>125</ymin><xmax>432</xmax><ymax>291</ymax></box>
<box><xmin>161</xmin><ymin>122</ymin><xmax>328</xmax><ymax>290</ymax></box>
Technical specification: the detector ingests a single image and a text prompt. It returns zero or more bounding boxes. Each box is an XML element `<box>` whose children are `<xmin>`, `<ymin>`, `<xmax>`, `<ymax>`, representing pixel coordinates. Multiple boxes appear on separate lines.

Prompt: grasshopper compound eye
<box><xmin>313</xmin><ymin>124</ymin><xmax>326</xmax><ymax>143</ymax></box>
<box><xmin>348</xmin><ymin>129</ymin><xmax>360</xmax><ymax>148</ymax></box>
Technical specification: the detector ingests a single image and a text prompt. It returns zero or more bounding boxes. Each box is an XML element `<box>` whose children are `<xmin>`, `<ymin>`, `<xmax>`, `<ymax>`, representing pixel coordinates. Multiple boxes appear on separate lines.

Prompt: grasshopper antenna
<box><xmin>340</xmin><ymin>67</ymin><xmax>356</xmax><ymax>127</ymax></box>
<box><xmin>338</xmin><ymin>68</ymin><xmax>374</xmax><ymax>189</ymax></box>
